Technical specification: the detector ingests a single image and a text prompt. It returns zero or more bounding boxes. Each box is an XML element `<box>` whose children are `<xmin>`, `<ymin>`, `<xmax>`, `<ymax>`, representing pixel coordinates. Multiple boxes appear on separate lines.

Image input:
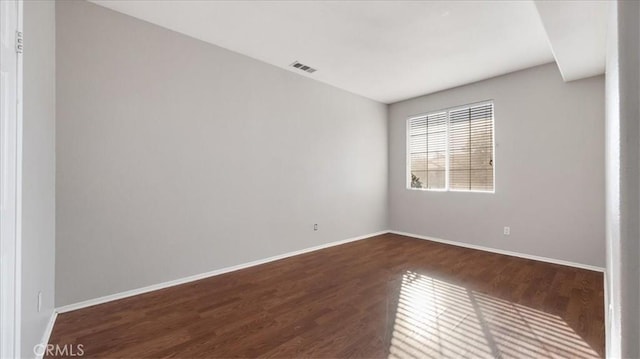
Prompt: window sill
<box><xmin>406</xmin><ymin>187</ymin><xmax>495</xmax><ymax>194</ymax></box>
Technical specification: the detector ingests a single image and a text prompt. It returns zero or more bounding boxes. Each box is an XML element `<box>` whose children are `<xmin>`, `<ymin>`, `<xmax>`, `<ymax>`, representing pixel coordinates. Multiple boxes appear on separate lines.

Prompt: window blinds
<box><xmin>408</xmin><ymin>112</ymin><xmax>447</xmax><ymax>190</ymax></box>
<box><xmin>408</xmin><ymin>102</ymin><xmax>494</xmax><ymax>192</ymax></box>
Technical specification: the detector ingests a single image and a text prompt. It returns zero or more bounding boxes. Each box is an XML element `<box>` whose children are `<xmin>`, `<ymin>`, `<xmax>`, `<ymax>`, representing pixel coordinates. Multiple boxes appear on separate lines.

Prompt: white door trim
<box><xmin>0</xmin><ymin>1</ymin><xmax>23</xmax><ymax>358</ymax></box>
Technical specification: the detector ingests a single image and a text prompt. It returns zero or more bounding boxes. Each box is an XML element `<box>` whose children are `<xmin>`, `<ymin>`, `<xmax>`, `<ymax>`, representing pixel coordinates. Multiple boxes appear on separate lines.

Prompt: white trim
<box><xmin>389</xmin><ymin>230</ymin><xmax>605</xmax><ymax>272</ymax></box>
<box><xmin>15</xmin><ymin>1</ymin><xmax>24</xmax><ymax>357</ymax></box>
<box><xmin>56</xmin><ymin>231</ymin><xmax>389</xmax><ymax>313</ymax></box>
<box><xmin>34</xmin><ymin>311</ymin><xmax>57</xmax><ymax>359</ymax></box>
<box><xmin>0</xmin><ymin>1</ymin><xmax>23</xmax><ymax>358</ymax></box>
<box><xmin>55</xmin><ymin>229</ymin><xmax>603</xmax><ymax>314</ymax></box>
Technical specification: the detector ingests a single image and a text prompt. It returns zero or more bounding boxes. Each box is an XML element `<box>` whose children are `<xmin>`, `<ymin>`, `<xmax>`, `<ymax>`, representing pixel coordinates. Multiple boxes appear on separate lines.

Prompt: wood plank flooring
<box><xmin>47</xmin><ymin>233</ymin><xmax>604</xmax><ymax>358</ymax></box>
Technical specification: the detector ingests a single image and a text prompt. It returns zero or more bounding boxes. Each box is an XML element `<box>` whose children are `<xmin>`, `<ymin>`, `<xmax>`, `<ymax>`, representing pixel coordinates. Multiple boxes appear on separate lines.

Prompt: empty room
<box><xmin>1</xmin><ymin>0</ymin><xmax>639</xmax><ymax>358</ymax></box>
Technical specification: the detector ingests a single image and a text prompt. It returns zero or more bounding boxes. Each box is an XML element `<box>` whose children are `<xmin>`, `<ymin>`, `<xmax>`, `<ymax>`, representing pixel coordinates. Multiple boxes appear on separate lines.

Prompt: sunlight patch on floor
<box><xmin>388</xmin><ymin>271</ymin><xmax>599</xmax><ymax>359</ymax></box>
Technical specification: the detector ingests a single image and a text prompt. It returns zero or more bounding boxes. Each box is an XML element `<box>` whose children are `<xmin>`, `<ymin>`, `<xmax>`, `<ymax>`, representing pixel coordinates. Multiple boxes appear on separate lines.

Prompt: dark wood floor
<box><xmin>48</xmin><ymin>233</ymin><xmax>604</xmax><ymax>358</ymax></box>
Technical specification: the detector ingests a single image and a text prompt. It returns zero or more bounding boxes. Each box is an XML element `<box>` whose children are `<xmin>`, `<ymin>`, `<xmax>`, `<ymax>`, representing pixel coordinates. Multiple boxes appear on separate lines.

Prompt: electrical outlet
<box><xmin>503</xmin><ymin>226</ymin><xmax>510</xmax><ymax>235</ymax></box>
<box><xmin>37</xmin><ymin>291</ymin><xmax>42</xmax><ymax>312</ymax></box>
<box><xmin>313</xmin><ymin>224</ymin><xmax>318</xmax><ymax>231</ymax></box>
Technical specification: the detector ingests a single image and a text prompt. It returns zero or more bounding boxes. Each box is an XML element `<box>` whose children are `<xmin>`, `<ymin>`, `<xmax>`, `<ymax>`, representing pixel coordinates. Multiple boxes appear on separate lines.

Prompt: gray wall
<box><xmin>389</xmin><ymin>63</ymin><xmax>605</xmax><ymax>268</ymax></box>
<box><xmin>605</xmin><ymin>1</ymin><xmax>640</xmax><ymax>357</ymax></box>
<box><xmin>22</xmin><ymin>0</ymin><xmax>56</xmax><ymax>356</ymax></box>
<box><xmin>55</xmin><ymin>0</ymin><xmax>388</xmax><ymax>306</ymax></box>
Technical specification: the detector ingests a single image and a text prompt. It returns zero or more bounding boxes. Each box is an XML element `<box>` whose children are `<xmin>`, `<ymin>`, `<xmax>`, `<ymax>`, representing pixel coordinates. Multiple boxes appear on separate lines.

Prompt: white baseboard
<box><xmin>34</xmin><ymin>311</ymin><xmax>57</xmax><ymax>359</ymax></box>
<box><xmin>55</xmin><ymin>229</ymin><xmax>603</xmax><ymax>315</ymax></box>
<box><xmin>389</xmin><ymin>230</ymin><xmax>605</xmax><ymax>273</ymax></box>
<box><xmin>56</xmin><ymin>230</ymin><xmax>389</xmax><ymax>314</ymax></box>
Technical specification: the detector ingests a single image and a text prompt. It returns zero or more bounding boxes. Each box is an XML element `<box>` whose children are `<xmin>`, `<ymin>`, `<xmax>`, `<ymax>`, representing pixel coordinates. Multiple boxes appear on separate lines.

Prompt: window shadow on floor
<box><xmin>387</xmin><ymin>271</ymin><xmax>601</xmax><ymax>359</ymax></box>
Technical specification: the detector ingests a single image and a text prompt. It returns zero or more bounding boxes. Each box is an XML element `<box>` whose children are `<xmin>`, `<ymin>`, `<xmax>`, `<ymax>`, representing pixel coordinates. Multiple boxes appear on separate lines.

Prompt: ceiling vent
<box><xmin>289</xmin><ymin>61</ymin><xmax>317</xmax><ymax>74</ymax></box>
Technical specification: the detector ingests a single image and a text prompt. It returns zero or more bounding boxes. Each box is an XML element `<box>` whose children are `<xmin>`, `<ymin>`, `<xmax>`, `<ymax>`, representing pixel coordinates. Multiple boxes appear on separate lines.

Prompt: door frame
<box><xmin>1</xmin><ymin>0</ymin><xmax>23</xmax><ymax>358</ymax></box>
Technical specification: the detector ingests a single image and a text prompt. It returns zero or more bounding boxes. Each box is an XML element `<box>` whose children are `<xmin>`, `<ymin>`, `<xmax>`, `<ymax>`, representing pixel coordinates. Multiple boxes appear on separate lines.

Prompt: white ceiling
<box><xmin>534</xmin><ymin>0</ymin><xmax>608</xmax><ymax>82</ymax></box>
<box><xmin>90</xmin><ymin>0</ymin><xmax>606</xmax><ymax>104</ymax></box>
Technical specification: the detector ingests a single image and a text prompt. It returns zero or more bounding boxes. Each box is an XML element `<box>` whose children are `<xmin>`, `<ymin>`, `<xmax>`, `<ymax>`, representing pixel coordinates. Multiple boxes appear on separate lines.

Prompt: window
<box><xmin>407</xmin><ymin>101</ymin><xmax>494</xmax><ymax>192</ymax></box>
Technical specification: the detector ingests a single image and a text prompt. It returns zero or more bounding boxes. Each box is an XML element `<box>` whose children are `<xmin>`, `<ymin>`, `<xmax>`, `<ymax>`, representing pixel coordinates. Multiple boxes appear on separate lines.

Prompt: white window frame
<box><xmin>406</xmin><ymin>100</ymin><xmax>495</xmax><ymax>194</ymax></box>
